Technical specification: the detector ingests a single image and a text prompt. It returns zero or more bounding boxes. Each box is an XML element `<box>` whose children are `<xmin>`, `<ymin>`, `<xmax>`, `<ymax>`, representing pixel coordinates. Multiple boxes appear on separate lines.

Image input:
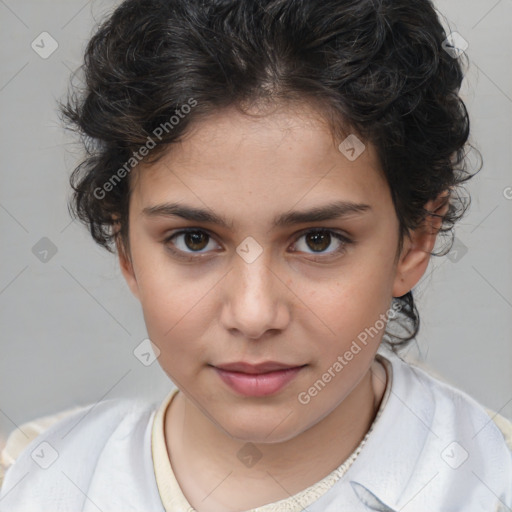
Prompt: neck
<box><xmin>165</xmin><ymin>359</ymin><xmax>387</xmax><ymax>512</ymax></box>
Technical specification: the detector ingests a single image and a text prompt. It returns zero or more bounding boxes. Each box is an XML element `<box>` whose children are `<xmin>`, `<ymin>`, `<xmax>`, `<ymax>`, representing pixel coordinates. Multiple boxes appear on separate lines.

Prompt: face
<box><xmin>119</xmin><ymin>102</ymin><xmax>430</xmax><ymax>443</ymax></box>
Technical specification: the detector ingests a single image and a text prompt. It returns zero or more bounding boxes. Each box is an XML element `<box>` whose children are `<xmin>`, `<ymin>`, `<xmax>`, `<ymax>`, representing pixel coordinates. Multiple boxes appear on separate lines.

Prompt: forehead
<box><xmin>129</xmin><ymin>103</ymin><xmax>390</xmax><ymax>219</ymax></box>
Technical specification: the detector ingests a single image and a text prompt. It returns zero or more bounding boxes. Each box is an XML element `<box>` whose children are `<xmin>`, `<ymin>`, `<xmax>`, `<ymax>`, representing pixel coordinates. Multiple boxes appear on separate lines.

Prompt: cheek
<box><xmin>139</xmin><ymin>282</ymin><xmax>209</xmax><ymax>342</ymax></box>
<box><xmin>130</xmin><ymin>256</ymin><xmax>210</xmax><ymax>362</ymax></box>
<box><xmin>131</xmin><ymin>235</ymin><xmax>199</xmax><ymax>319</ymax></box>
<box><xmin>139</xmin><ymin>289</ymin><xmax>209</xmax><ymax>384</ymax></box>
<box><xmin>306</xmin><ymin>260</ymin><xmax>396</xmax><ymax>354</ymax></box>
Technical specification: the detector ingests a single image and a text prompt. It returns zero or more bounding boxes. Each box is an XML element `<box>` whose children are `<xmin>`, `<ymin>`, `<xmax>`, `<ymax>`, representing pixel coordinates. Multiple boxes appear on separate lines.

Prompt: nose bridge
<box><xmin>232</xmin><ymin>247</ymin><xmax>276</xmax><ymax>305</ymax></box>
<box><xmin>222</xmin><ymin>245</ymin><xmax>287</xmax><ymax>338</ymax></box>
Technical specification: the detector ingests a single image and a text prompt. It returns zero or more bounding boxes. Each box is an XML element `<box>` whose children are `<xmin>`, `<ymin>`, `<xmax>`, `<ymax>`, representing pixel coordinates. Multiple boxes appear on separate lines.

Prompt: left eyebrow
<box><xmin>273</xmin><ymin>201</ymin><xmax>371</xmax><ymax>227</ymax></box>
<box><xmin>141</xmin><ymin>200</ymin><xmax>372</xmax><ymax>229</ymax></box>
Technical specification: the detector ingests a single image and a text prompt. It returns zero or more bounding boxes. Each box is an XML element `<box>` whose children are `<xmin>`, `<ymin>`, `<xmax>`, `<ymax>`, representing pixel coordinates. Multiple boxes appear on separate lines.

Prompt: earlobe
<box><xmin>116</xmin><ymin>236</ymin><xmax>140</xmax><ymax>300</ymax></box>
<box><xmin>392</xmin><ymin>193</ymin><xmax>450</xmax><ymax>297</ymax></box>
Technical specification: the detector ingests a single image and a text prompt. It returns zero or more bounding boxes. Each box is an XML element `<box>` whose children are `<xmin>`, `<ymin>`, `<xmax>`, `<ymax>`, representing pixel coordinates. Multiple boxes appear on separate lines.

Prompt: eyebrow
<box><xmin>141</xmin><ymin>200</ymin><xmax>371</xmax><ymax>229</ymax></box>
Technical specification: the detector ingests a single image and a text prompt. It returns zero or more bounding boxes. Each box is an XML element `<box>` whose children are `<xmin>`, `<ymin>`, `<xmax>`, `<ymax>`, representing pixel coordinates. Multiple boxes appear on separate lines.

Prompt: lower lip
<box><xmin>214</xmin><ymin>366</ymin><xmax>305</xmax><ymax>397</ymax></box>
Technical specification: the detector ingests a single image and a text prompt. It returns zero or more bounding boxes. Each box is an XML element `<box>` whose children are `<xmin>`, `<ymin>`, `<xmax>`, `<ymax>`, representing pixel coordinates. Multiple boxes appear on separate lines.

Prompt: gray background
<box><xmin>1</xmin><ymin>0</ymin><xmax>511</xmax><ymax>449</ymax></box>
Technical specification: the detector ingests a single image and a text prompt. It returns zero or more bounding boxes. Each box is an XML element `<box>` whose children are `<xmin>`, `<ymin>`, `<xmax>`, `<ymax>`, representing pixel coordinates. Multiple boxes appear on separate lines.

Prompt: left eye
<box><xmin>291</xmin><ymin>229</ymin><xmax>350</xmax><ymax>256</ymax></box>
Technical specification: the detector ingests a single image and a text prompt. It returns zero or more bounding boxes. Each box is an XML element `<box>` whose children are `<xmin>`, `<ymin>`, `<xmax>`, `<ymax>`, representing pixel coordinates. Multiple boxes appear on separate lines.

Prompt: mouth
<box><xmin>210</xmin><ymin>362</ymin><xmax>307</xmax><ymax>397</ymax></box>
<box><xmin>213</xmin><ymin>361</ymin><xmax>306</xmax><ymax>374</ymax></box>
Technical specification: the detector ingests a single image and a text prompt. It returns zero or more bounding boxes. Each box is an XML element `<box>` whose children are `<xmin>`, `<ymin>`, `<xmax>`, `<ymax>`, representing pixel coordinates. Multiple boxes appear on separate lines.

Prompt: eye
<box><xmin>163</xmin><ymin>227</ymin><xmax>352</xmax><ymax>261</ymax></box>
<box><xmin>164</xmin><ymin>229</ymin><xmax>219</xmax><ymax>259</ymax></box>
<box><xmin>290</xmin><ymin>229</ymin><xmax>352</xmax><ymax>259</ymax></box>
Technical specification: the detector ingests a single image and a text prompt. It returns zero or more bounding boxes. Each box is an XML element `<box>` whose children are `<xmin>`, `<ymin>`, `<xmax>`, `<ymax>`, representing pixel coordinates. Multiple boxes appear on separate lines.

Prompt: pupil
<box><xmin>307</xmin><ymin>231</ymin><xmax>330</xmax><ymax>252</ymax></box>
<box><xmin>186</xmin><ymin>231</ymin><xmax>208</xmax><ymax>251</ymax></box>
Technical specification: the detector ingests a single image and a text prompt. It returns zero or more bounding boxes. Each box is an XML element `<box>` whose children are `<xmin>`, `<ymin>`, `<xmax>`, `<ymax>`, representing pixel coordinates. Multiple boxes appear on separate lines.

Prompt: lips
<box><xmin>212</xmin><ymin>361</ymin><xmax>307</xmax><ymax>397</ymax></box>
<box><xmin>213</xmin><ymin>361</ymin><xmax>304</xmax><ymax>374</ymax></box>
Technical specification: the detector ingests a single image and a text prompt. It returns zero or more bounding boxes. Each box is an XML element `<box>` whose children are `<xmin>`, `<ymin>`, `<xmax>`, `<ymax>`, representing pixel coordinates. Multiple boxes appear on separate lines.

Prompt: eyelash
<box><xmin>162</xmin><ymin>228</ymin><xmax>353</xmax><ymax>262</ymax></box>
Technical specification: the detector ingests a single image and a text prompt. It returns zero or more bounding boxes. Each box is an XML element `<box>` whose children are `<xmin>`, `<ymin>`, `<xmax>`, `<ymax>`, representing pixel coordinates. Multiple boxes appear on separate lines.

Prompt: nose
<box><xmin>219</xmin><ymin>250</ymin><xmax>290</xmax><ymax>340</ymax></box>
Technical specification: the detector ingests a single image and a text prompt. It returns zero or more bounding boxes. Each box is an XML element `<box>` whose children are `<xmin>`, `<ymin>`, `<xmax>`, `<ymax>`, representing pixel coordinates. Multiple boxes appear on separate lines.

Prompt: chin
<box><xmin>213</xmin><ymin>414</ymin><xmax>302</xmax><ymax>444</ymax></box>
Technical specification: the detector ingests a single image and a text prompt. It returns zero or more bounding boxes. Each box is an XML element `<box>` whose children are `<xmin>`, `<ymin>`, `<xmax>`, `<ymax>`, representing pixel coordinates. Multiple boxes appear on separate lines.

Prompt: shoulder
<box><xmin>395</xmin><ymin>353</ymin><xmax>512</xmax><ymax>443</ymax></box>
<box><xmin>485</xmin><ymin>408</ymin><xmax>512</xmax><ymax>451</ymax></box>
<box><xmin>370</xmin><ymin>350</ymin><xmax>512</xmax><ymax>509</ymax></box>
<box><xmin>390</xmin><ymin>352</ymin><xmax>512</xmax><ymax>485</ymax></box>
<box><xmin>405</xmin><ymin>355</ymin><xmax>512</xmax><ymax>436</ymax></box>
<box><xmin>0</xmin><ymin>396</ymin><xmax>157</xmax><ymax>493</ymax></box>
<box><xmin>0</xmin><ymin>404</ymin><xmax>86</xmax><ymax>477</ymax></box>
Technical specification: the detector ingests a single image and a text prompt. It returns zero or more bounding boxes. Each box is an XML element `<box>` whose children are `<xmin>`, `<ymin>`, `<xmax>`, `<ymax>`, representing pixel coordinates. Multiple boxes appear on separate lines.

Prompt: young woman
<box><xmin>1</xmin><ymin>0</ymin><xmax>511</xmax><ymax>510</ymax></box>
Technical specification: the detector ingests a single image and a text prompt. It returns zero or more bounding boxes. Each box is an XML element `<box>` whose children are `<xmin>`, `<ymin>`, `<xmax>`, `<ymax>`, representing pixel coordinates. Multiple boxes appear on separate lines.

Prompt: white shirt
<box><xmin>1</xmin><ymin>347</ymin><xmax>511</xmax><ymax>512</ymax></box>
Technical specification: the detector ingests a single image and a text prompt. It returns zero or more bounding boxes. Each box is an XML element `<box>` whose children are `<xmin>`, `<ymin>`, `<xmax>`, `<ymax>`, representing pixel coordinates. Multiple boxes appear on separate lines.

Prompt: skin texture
<box><xmin>118</xmin><ymin>102</ymin><xmax>443</xmax><ymax>511</ymax></box>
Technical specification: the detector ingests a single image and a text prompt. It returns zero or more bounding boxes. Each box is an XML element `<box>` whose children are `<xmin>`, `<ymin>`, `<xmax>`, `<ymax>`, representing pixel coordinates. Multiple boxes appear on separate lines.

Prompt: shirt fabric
<box><xmin>1</xmin><ymin>347</ymin><xmax>512</xmax><ymax>512</ymax></box>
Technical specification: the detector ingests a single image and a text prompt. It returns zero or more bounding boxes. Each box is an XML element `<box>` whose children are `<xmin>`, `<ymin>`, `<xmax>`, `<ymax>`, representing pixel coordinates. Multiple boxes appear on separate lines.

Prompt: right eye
<box><xmin>163</xmin><ymin>229</ymin><xmax>221</xmax><ymax>259</ymax></box>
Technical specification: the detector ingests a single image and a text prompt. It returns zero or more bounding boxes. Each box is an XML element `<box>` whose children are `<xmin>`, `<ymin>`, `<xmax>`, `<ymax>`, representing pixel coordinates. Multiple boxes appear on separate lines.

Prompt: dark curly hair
<box><xmin>60</xmin><ymin>0</ymin><xmax>478</xmax><ymax>350</ymax></box>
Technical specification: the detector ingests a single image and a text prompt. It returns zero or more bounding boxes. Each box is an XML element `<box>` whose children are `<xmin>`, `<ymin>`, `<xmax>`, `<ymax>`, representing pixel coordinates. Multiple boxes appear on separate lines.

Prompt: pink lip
<box><xmin>214</xmin><ymin>361</ymin><xmax>302</xmax><ymax>374</ymax></box>
<box><xmin>213</xmin><ymin>364</ymin><xmax>305</xmax><ymax>397</ymax></box>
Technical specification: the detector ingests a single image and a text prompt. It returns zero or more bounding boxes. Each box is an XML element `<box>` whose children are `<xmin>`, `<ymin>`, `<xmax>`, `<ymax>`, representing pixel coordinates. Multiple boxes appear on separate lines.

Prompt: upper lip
<box><xmin>213</xmin><ymin>361</ymin><xmax>304</xmax><ymax>374</ymax></box>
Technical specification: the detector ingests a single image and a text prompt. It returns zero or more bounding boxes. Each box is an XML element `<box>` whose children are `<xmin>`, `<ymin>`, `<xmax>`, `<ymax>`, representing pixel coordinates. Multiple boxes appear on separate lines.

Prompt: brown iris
<box><xmin>184</xmin><ymin>231</ymin><xmax>209</xmax><ymax>251</ymax></box>
<box><xmin>305</xmin><ymin>231</ymin><xmax>331</xmax><ymax>252</ymax></box>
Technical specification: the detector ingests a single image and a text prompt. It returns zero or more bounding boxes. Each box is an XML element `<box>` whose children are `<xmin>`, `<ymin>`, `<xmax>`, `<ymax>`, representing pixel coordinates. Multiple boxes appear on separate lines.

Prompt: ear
<box><xmin>393</xmin><ymin>192</ymin><xmax>450</xmax><ymax>297</ymax></box>
<box><xmin>116</xmin><ymin>234</ymin><xmax>141</xmax><ymax>300</ymax></box>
